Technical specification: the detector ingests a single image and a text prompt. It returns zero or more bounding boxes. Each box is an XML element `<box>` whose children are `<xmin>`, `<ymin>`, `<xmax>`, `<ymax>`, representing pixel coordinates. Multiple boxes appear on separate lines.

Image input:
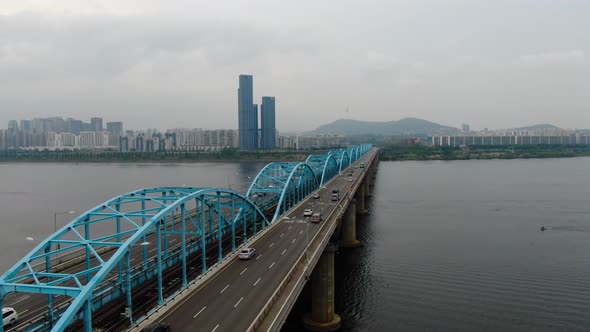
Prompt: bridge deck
<box><xmin>138</xmin><ymin>148</ymin><xmax>377</xmax><ymax>332</ymax></box>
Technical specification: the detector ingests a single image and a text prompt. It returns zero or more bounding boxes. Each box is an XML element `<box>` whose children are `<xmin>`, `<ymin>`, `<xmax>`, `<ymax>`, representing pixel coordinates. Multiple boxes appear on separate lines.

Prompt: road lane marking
<box><xmin>280</xmin><ymin>233</ymin><xmax>284</xmax><ymax>238</ymax></box>
<box><xmin>292</xmin><ymin>238</ymin><xmax>296</xmax><ymax>243</ymax></box>
<box><xmin>288</xmin><ymin>225</ymin><xmax>292</xmax><ymax>230</ymax></box>
<box><xmin>212</xmin><ymin>324</ymin><xmax>220</xmax><ymax>332</ymax></box>
<box><xmin>281</xmin><ymin>249</ymin><xmax>286</xmax><ymax>255</ymax></box>
<box><xmin>240</xmin><ymin>267</ymin><xmax>247</xmax><ymax>275</ymax></box>
<box><xmin>149</xmin><ymin>248</ymin><xmax>157</xmax><ymax>253</ymax></box>
<box><xmin>20</xmin><ymin>309</ymin><xmax>29</xmax><ymax>315</ymax></box>
<box><xmin>269</xmin><ymin>262</ymin><xmax>275</xmax><ymax>269</ymax></box>
<box><xmin>269</xmin><ymin>243</ymin><xmax>274</xmax><ymax>248</ymax></box>
<box><xmin>193</xmin><ymin>306</ymin><xmax>206</xmax><ymax>318</ymax></box>
<box><xmin>299</xmin><ymin>230</ymin><xmax>303</xmax><ymax>235</ymax></box>
<box><xmin>11</xmin><ymin>295</ymin><xmax>30</xmax><ymax>305</ymax></box>
<box><xmin>220</xmin><ymin>284</ymin><xmax>230</xmax><ymax>293</ymax></box>
<box><xmin>254</xmin><ymin>277</ymin><xmax>261</xmax><ymax>286</ymax></box>
<box><xmin>256</xmin><ymin>254</ymin><xmax>262</xmax><ymax>260</ymax></box>
<box><xmin>234</xmin><ymin>297</ymin><xmax>244</xmax><ymax>308</ymax></box>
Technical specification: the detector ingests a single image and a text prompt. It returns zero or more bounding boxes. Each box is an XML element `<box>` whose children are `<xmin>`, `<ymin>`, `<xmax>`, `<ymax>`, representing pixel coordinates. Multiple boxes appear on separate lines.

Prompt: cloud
<box><xmin>520</xmin><ymin>50</ymin><xmax>586</xmax><ymax>65</ymax></box>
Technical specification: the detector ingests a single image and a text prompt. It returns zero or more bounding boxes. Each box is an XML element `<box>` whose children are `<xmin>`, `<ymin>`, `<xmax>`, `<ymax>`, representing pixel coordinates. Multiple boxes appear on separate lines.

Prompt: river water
<box><xmin>1</xmin><ymin>158</ymin><xmax>590</xmax><ymax>331</ymax></box>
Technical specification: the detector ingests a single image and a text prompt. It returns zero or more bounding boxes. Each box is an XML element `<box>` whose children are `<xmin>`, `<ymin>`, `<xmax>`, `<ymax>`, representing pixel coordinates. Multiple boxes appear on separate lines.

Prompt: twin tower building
<box><xmin>237</xmin><ymin>75</ymin><xmax>276</xmax><ymax>151</ymax></box>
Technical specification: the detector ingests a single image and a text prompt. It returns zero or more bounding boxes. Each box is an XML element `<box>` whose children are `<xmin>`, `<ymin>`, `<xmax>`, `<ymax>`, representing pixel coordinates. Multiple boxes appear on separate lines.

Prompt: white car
<box><xmin>239</xmin><ymin>247</ymin><xmax>256</xmax><ymax>260</ymax></box>
<box><xmin>2</xmin><ymin>307</ymin><xmax>18</xmax><ymax>328</ymax></box>
<box><xmin>303</xmin><ymin>209</ymin><xmax>313</xmax><ymax>217</ymax></box>
<box><xmin>348</xmin><ymin>177</ymin><xmax>353</xmax><ymax>182</ymax></box>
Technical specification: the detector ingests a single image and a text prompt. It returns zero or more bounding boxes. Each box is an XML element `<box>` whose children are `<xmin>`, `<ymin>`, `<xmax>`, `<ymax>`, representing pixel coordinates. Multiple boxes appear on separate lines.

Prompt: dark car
<box><xmin>141</xmin><ymin>323</ymin><xmax>171</xmax><ymax>332</ymax></box>
<box><xmin>332</xmin><ymin>188</ymin><xmax>340</xmax><ymax>194</ymax></box>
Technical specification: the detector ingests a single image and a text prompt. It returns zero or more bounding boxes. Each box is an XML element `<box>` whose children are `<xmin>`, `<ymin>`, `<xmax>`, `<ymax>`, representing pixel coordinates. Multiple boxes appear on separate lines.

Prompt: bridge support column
<box><xmin>365</xmin><ymin>173</ymin><xmax>372</xmax><ymax>197</ymax></box>
<box><xmin>341</xmin><ymin>200</ymin><xmax>360</xmax><ymax>248</ymax></box>
<box><xmin>356</xmin><ymin>180</ymin><xmax>369</xmax><ymax>215</ymax></box>
<box><xmin>303</xmin><ymin>243</ymin><xmax>341</xmax><ymax>331</ymax></box>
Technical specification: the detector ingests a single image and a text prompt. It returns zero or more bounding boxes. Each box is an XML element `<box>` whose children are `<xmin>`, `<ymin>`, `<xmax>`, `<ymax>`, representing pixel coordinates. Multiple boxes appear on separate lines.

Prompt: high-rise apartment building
<box><xmin>261</xmin><ymin>96</ymin><xmax>276</xmax><ymax>149</ymax></box>
<box><xmin>66</xmin><ymin>118</ymin><xmax>83</xmax><ymax>135</ymax></box>
<box><xmin>238</xmin><ymin>75</ymin><xmax>258</xmax><ymax>150</ymax></box>
<box><xmin>91</xmin><ymin>117</ymin><xmax>103</xmax><ymax>132</ymax></box>
<box><xmin>106</xmin><ymin>121</ymin><xmax>124</xmax><ymax>147</ymax></box>
<box><xmin>20</xmin><ymin>120</ymin><xmax>30</xmax><ymax>132</ymax></box>
<box><xmin>79</xmin><ymin>131</ymin><xmax>96</xmax><ymax>148</ymax></box>
<box><xmin>7</xmin><ymin>120</ymin><xmax>18</xmax><ymax>131</ymax></box>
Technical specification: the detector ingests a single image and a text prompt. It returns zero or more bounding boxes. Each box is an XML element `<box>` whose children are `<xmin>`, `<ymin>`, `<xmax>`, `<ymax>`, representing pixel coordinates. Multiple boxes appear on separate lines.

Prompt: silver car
<box><xmin>2</xmin><ymin>307</ymin><xmax>18</xmax><ymax>328</ymax></box>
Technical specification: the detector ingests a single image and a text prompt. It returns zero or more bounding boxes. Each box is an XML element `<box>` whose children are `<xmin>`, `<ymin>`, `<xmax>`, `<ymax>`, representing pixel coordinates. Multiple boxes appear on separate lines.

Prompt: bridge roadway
<box><xmin>151</xmin><ymin>150</ymin><xmax>375</xmax><ymax>332</ymax></box>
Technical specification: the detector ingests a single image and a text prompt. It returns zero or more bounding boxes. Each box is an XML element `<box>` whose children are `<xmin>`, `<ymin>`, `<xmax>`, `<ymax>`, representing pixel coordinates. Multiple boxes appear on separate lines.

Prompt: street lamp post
<box><xmin>54</xmin><ymin>210</ymin><xmax>75</xmax><ymax>250</ymax></box>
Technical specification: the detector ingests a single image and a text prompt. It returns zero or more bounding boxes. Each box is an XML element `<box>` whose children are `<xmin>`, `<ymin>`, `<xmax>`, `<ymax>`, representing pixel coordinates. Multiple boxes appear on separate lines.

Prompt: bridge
<box><xmin>0</xmin><ymin>145</ymin><xmax>378</xmax><ymax>332</ymax></box>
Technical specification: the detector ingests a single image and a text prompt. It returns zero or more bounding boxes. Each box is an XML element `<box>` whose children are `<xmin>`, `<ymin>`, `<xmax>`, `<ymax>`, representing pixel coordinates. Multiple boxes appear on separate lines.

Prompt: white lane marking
<box><xmin>11</xmin><ymin>295</ymin><xmax>30</xmax><ymax>305</ymax></box>
<box><xmin>212</xmin><ymin>324</ymin><xmax>220</xmax><ymax>332</ymax></box>
<box><xmin>20</xmin><ymin>309</ymin><xmax>29</xmax><ymax>315</ymax></box>
<box><xmin>292</xmin><ymin>238</ymin><xmax>296</xmax><ymax>244</ymax></box>
<box><xmin>220</xmin><ymin>284</ymin><xmax>230</xmax><ymax>293</ymax></box>
<box><xmin>280</xmin><ymin>233</ymin><xmax>284</xmax><ymax>238</ymax></box>
<box><xmin>234</xmin><ymin>297</ymin><xmax>244</xmax><ymax>308</ymax></box>
<box><xmin>299</xmin><ymin>230</ymin><xmax>303</xmax><ymax>235</ymax></box>
<box><xmin>281</xmin><ymin>249</ymin><xmax>286</xmax><ymax>255</ymax></box>
<box><xmin>240</xmin><ymin>267</ymin><xmax>247</xmax><ymax>275</ymax></box>
<box><xmin>130</xmin><ymin>258</ymin><xmax>136</xmax><ymax>262</ymax></box>
<box><xmin>288</xmin><ymin>225</ymin><xmax>292</xmax><ymax>230</ymax></box>
<box><xmin>256</xmin><ymin>254</ymin><xmax>262</xmax><ymax>260</ymax></box>
<box><xmin>170</xmin><ymin>239</ymin><xmax>177</xmax><ymax>243</ymax></box>
<box><xmin>149</xmin><ymin>248</ymin><xmax>157</xmax><ymax>253</ymax></box>
<box><xmin>254</xmin><ymin>277</ymin><xmax>261</xmax><ymax>286</ymax></box>
<box><xmin>193</xmin><ymin>306</ymin><xmax>206</xmax><ymax>318</ymax></box>
<box><xmin>269</xmin><ymin>262</ymin><xmax>275</xmax><ymax>269</ymax></box>
<box><xmin>269</xmin><ymin>243</ymin><xmax>274</xmax><ymax>248</ymax></box>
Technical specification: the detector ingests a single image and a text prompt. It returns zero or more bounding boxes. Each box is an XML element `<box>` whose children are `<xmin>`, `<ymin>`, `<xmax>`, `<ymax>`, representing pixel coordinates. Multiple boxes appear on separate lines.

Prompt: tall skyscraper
<box><xmin>238</xmin><ymin>75</ymin><xmax>258</xmax><ymax>150</ymax></box>
<box><xmin>261</xmin><ymin>96</ymin><xmax>276</xmax><ymax>149</ymax></box>
<box><xmin>90</xmin><ymin>117</ymin><xmax>103</xmax><ymax>132</ymax></box>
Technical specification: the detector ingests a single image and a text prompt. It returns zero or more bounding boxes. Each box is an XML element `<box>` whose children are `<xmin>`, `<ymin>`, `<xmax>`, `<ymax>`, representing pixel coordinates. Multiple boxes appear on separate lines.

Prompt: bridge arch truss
<box><xmin>0</xmin><ymin>144</ymin><xmax>373</xmax><ymax>332</ymax></box>
<box><xmin>0</xmin><ymin>187</ymin><xmax>268</xmax><ymax>332</ymax></box>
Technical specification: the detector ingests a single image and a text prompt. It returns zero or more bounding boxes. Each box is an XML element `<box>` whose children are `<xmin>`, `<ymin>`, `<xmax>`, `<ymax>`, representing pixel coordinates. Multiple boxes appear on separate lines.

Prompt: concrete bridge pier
<box><xmin>365</xmin><ymin>173</ymin><xmax>372</xmax><ymax>197</ymax></box>
<box><xmin>356</xmin><ymin>180</ymin><xmax>370</xmax><ymax>215</ymax></box>
<box><xmin>303</xmin><ymin>243</ymin><xmax>341</xmax><ymax>332</ymax></box>
<box><xmin>340</xmin><ymin>200</ymin><xmax>360</xmax><ymax>248</ymax></box>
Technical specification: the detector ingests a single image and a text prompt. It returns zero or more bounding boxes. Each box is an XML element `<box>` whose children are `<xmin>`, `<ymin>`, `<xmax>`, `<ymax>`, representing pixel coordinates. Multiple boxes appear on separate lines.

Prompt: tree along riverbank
<box><xmin>0</xmin><ymin>148</ymin><xmax>322</xmax><ymax>163</ymax></box>
<box><xmin>379</xmin><ymin>144</ymin><xmax>590</xmax><ymax>161</ymax></box>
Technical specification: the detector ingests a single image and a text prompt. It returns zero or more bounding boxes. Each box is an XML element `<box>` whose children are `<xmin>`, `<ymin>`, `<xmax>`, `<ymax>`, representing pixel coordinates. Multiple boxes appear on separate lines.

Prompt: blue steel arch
<box><xmin>0</xmin><ymin>187</ymin><xmax>268</xmax><ymax>332</ymax></box>
<box><xmin>247</xmin><ymin>162</ymin><xmax>319</xmax><ymax>222</ymax></box>
<box><xmin>320</xmin><ymin>154</ymin><xmax>339</xmax><ymax>185</ymax></box>
<box><xmin>271</xmin><ymin>162</ymin><xmax>318</xmax><ymax>222</ymax></box>
<box><xmin>329</xmin><ymin>149</ymin><xmax>351</xmax><ymax>173</ymax></box>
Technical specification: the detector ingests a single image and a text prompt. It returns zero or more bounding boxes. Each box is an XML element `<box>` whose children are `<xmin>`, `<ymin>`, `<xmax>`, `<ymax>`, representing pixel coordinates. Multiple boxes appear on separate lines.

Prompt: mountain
<box><xmin>308</xmin><ymin>118</ymin><xmax>460</xmax><ymax>136</ymax></box>
<box><xmin>512</xmin><ymin>124</ymin><xmax>560</xmax><ymax>131</ymax></box>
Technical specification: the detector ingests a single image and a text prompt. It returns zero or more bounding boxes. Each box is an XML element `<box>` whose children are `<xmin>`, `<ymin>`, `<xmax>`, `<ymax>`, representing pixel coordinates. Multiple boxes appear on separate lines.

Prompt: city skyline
<box><xmin>1</xmin><ymin>1</ymin><xmax>589</xmax><ymax>131</ymax></box>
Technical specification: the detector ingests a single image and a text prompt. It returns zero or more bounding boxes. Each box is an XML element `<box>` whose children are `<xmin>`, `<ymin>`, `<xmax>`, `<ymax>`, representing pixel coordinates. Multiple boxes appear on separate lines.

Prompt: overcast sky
<box><xmin>1</xmin><ymin>0</ymin><xmax>589</xmax><ymax>132</ymax></box>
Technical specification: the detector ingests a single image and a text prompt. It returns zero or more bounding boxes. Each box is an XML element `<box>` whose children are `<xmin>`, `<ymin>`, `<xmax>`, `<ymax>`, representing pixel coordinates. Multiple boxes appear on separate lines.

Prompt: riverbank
<box><xmin>379</xmin><ymin>144</ymin><xmax>590</xmax><ymax>161</ymax></box>
<box><xmin>0</xmin><ymin>149</ymin><xmax>318</xmax><ymax>163</ymax></box>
